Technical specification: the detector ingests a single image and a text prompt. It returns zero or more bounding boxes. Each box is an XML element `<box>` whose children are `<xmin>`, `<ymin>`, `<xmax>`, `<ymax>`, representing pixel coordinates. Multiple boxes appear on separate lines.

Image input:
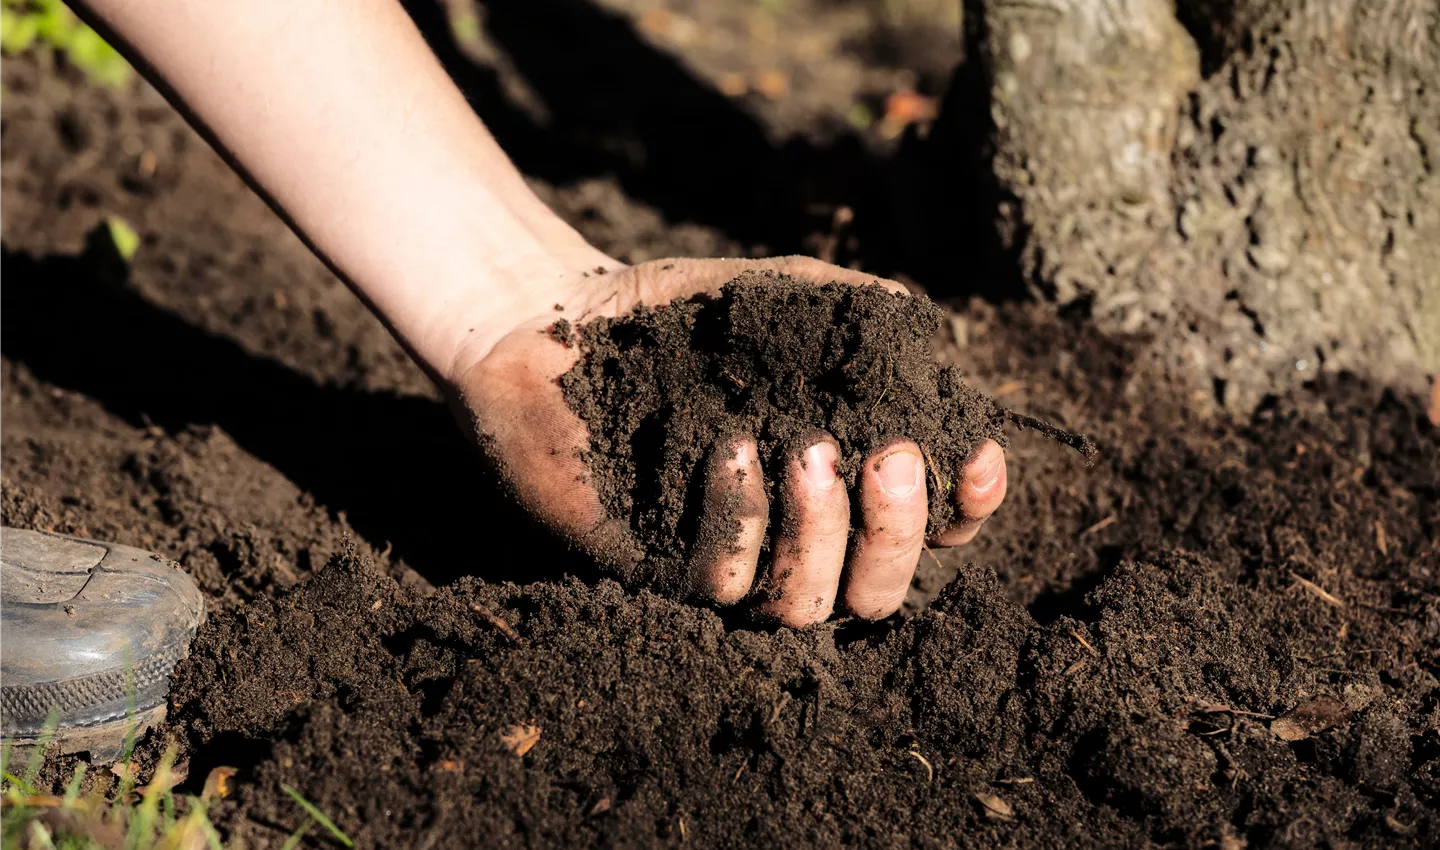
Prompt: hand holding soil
<box><xmin>451</xmin><ymin>256</ymin><xmax>1008</xmax><ymax>627</ymax></box>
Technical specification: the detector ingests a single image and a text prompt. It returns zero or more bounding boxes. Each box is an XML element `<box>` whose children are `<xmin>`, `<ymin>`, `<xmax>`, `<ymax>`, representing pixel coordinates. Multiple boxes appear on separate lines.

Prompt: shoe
<box><xmin>1</xmin><ymin>527</ymin><xmax>205</xmax><ymax>762</ymax></box>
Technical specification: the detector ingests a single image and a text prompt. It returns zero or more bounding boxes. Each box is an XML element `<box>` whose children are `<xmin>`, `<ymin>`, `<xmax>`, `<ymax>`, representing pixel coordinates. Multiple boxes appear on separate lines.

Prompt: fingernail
<box><xmin>971</xmin><ymin>446</ymin><xmax>1004</xmax><ymax>493</ymax></box>
<box><xmin>733</xmin><ymin>440</ymin><xmax>755</xmax><ymax>467</ymax></box>
<box><xmin>803</xmin><ymin>442</ymin><xmax>839</xmax><ymax>489</ymax></box>
<box><xmin>878</xmin><ymin>451</ymin><xmax>922</xmax><ymax>497</ymax></box>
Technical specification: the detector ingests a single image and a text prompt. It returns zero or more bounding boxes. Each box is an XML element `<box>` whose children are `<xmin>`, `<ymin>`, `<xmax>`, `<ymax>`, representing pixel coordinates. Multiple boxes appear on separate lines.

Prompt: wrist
<box><xmin>410</xmin><ymin>232</ymin><xmax>615</xmax><ymax>387</ymax></box>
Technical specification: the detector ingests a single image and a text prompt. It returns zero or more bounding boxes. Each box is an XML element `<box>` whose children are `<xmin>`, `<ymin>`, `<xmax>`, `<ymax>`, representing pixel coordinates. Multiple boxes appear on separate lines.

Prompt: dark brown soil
<box><xmin>561</xmin><ymin>274</ymin><xmax>1005</xmax><ymax>592</ymax></box>
<box><xmin>165</xmin><ymin>366</ymin><xmax>1440</xmax><ymax>847</ymax></box>
<box><xmin>3</xmin><ymin>3</ymin><xmax>1440</xmax><ymax>848</ymax></box>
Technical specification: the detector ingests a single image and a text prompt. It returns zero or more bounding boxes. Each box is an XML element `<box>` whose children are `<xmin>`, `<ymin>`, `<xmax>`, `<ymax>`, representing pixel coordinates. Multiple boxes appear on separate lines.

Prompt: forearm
<box><xmin>72</xmin><ymin>0</ymin><xmax>609</xmax><ymax>378</ymax></box>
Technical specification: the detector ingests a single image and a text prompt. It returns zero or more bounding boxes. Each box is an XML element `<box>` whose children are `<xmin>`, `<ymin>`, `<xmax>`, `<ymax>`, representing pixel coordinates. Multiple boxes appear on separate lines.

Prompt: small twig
<box><xmin>1067</xmin><ymin>628</ymin><xmax>1099</xmax><ymax>657</ymax></box>
<box><xmin>1288</xmin><ymin>572</ymin><xmax>1344</xmax><ymax>607</ymax></box>
<box><xmin>1081</xmin><ymin>515</ymin><xmax>1117</xmax><ymax>537</ymax></box>
<box><xmin>921</xmin><ymin>543</ymin><xmax>944</xmax><ymax>572</ymax></box>
<box><xmin>1189</xmin><ymin>701</ymin><xmax>1274</xmax><ymax>719</ymax></box>
<box><xmin>1003</xmin><ymin>409</ymin><xmax>1098</xmax><ymax>464</ymax></box>
<box><xmin>470</xmin><ymin>604</ymin><xmax>521</xmax><ymax>641</ymax></box>
<box><xmin>993</xmin><ymin>776</ymin><xmax>1034</xmax><ymax>786</ymax></box>
<box><xmin>870</xmin><ymin>377</ymin><xmax>891</xmax><ymax>416</ymax></box>
<box><xmin>919</xmin><ymin>445</ymin><xmax>946</xmax><ymax>496</ymax></box>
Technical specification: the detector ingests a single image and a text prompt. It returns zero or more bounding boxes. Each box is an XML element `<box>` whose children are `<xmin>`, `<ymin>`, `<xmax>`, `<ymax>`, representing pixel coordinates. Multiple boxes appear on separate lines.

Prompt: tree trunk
<box><xmin>967</xmin><ymin>0</ymin><xmax>1439</xmax><ymax>411</ymax></box>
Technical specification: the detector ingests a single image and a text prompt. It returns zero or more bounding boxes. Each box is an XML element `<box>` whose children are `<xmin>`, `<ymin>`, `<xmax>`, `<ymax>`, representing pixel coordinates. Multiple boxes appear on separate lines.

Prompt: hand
<box><xmin>447</xmin><ymin>256</ymin><xmax>1008</xmax><ymax>627</ymax></box>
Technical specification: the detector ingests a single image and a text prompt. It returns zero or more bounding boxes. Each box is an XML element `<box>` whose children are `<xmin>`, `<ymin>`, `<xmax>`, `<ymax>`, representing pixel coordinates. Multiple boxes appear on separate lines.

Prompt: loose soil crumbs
<box><xmin>560</xmin><ymin>272</ymin><xmax>1006</xmax><ymax>591</ymax></box>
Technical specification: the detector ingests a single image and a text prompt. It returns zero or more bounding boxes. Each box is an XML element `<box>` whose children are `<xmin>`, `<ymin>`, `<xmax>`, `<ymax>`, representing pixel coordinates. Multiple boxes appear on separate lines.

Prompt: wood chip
<box><xmin>1375</xmin><ymin>521</ymin><xmax>1388</xmax><ymax>556</ymax></box>
<box><xmin>437</xmin><ymin>760</ymin><xmax>464</xmax><ymax>772</ymax></box>
<box><xmin>587</xmin><ymin>796</ymin><xmax>612</xmax><ymax>817</ymax></box>
<box><xmin>975</xmin><ymin>793</ymin><xmax>1014</xmax><ymax>821</ymax></box>
<box><xmin>500</xmin><ymin>724</ymin><xmax>541</xmax><ymax>757</ymax></box>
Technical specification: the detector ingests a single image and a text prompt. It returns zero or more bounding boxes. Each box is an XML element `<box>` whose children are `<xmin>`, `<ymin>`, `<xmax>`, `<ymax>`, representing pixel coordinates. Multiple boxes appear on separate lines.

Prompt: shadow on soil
<box><xmin>0</xmin><ymin>234</ymin><xmax>592</xmax><ymax>589</ymax></box>
<box><xmin>401</xmin><ymin>0</ymin><xmax>1021</xmax><ymax>301</ymax></box>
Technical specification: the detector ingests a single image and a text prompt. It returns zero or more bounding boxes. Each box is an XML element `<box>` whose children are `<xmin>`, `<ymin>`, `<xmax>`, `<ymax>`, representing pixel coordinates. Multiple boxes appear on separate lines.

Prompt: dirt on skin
<box><xmin>560</xmin><ymin>274</ymin><xmax>1007</xmax><ymax>592</ymax></box>
<box><xmin>3</xmin><ymin>5</ymin><xmax>1440</xmax><ymax>848</ymax></box>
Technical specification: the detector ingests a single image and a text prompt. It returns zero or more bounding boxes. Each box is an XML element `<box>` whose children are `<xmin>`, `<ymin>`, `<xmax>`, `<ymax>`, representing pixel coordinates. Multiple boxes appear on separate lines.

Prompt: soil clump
<box><xmin>561</xmin><ymin>273</ymin><xmax>1006</xmax><ymax>590</ymax></box>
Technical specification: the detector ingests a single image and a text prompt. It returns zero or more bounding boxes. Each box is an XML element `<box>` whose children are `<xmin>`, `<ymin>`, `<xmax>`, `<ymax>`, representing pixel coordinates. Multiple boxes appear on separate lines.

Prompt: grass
<box><xmin>1</xmin><ymin>714</ymin><xmax>354</xmax><ymax>848</ymax></box>
<box><xmin>0</xmin><ymin>0</ymin><xmax>131</xmax><ymax>88</ymax></box>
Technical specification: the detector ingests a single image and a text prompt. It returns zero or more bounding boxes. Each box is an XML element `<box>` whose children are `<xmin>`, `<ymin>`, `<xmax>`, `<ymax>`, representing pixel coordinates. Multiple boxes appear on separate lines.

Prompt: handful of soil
<box><xmin>561</xmin><ymin>272</ymin><xmax>1088</xmax><ymax>591</ymax></box>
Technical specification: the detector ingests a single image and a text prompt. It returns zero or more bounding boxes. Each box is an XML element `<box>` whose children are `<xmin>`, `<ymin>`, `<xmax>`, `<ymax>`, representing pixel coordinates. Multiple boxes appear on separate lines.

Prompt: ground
<box><xmin>2</xmin><ymin>1</ymin><xmax>1438</xmax><ymax>847</ymax></box>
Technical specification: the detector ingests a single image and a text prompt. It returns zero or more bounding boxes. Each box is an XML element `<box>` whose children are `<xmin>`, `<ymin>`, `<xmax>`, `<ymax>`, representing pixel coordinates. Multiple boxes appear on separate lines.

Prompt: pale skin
<box><xmin>75</xmin><ymin>0</ymin><xmax>1008</xmax><ymax>627</ymax></box>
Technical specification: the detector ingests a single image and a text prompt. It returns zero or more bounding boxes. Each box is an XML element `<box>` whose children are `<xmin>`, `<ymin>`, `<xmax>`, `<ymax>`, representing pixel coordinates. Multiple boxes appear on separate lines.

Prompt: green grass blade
<box><xmin>194</xmin><ymin>807</ymin><xmax>226</xmax><ymax>850</ymax></box>
<box><xmin>63</xmin><ymin>762</ymin><xmax>87</xmax><ymax>803</ymax></box>
<box><xmin>21</xmin><ymin>707</ymin><xmax>62</xmax><ymax>788</ymax></box>
<box><xmin>281</xmin><ymin>786</ymin><xmax>352</xmax><ymax>848</ymax></box>
<box><xmin>2</xmin><ymin>770</ymin><xmax>39</xmax><ymax>795</ymax></box>
<box><xmin>1</xmin><ymin>737</ymin><xmax>13</xmax><ymax>780</ymax></box>
<box><xmin>278</xmin><ymin>818</ymin><xmax>314</xmax><ymax>850</ymax></box>
<box><xmin>27</xmin><ymin>819</ymin><xmax>58</xmax><ymax>850</ymax></box>
<box><xmin>127</xmin><ymin>746</ymin><xmax>177</xmax><ymax>849</ymax></box>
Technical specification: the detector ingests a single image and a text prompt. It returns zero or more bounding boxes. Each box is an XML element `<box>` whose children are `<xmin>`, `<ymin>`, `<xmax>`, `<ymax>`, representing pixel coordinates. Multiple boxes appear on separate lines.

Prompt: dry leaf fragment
<box><xmin>501</xmin><ymin>723</ymin><xmax>542</xmax><ymax>756</ymax></box>
<box><xmin>1271</xmin><ymin>696</ymin><xmax>1349</xmax><ymax>741</ymax></box>
<box><xmin>588</xmin><ymin>797</ymin><xmax>612</xmax><ymax>817</ymax></box>
<box><xmin>975</xmin><ymin>792</ymin><xmax>1014</xmax><ymax>821</ymax></box>
<box><xmin>202</xmin><ymin>766</ymin><xmax>238</xmax><ymax>801</ymax></box>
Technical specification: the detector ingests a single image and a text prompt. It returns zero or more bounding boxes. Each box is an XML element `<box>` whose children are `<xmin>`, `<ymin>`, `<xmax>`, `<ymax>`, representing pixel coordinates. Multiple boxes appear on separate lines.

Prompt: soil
<box><xmin>560</xmin><ymin>275</ymin><xmax>1006</xmax><ymax>592</ymax></box>
<box><xmin>3</xmin><ymin>2</ymin><xmax>1440</xmax><ymax>848</ymax></box>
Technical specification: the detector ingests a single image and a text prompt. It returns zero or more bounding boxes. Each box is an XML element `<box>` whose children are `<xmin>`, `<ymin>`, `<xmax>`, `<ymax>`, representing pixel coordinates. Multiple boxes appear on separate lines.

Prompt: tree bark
<box><xmin>967</xmin><ymin>0</ymin><xmax>1439</xmax><ymax>411</ymax></box>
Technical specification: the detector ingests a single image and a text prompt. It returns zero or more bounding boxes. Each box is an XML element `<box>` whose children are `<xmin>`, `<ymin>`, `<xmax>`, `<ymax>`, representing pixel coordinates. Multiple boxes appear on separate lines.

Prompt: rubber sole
<box><xmin>1</xmin><ymin>527</ymin><xmax>204</xmax><ymax>760</ymax></box>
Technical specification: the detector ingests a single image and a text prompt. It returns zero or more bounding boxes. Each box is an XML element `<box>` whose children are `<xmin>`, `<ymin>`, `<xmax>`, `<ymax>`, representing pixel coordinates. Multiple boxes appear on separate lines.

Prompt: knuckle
<box><xmin>870</xmin><ymin>522</ymin><xmax>926</xmax><ymax>553</ymax></box>
<box><xmin>848</xmin><ymin>586</ymin><xmax>907</xmax><ymax>620</ymax></box>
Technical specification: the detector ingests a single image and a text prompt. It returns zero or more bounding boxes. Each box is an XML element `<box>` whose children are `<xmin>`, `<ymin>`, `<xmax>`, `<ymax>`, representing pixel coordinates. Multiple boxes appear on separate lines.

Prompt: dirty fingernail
<box><xmin>732</xmin><ymin>439</ymin><xmax>755</xmax><ymax>467</ymax></box>
<box><xmin>878</xmin><ymin>451</ymin><xmax>922</xmax><ymax>498</ymax></box>
<box><xmin>803</xmin><ymin>442</ymin><xmax>839</xmax><ymax>489</ymax></box>
<box><xmin>970</xmin><ymin>446</ymin><xmax>1004</xmax><ymax>492</ymax></box>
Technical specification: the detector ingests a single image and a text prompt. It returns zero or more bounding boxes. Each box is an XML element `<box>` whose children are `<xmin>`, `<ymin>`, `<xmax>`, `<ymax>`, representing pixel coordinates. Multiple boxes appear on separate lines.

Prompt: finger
<box><xmin>756</xmin><ymin>439</ymin><xmax>850</xmax><ymax>628</ymax></box>
<box><xmin>691</xmin><ymin>436</ymin><xmax>768</xmax><ymax>604</ymax></box>
<box><xmin>930</xmin><ymin>439</ymin><xmax>1007</xmax><ymax>548</ymax></box>
<box><xmin>841</xmin><ymin>442</ymin><xmax>928</xmax><ymax>619</ymax></box>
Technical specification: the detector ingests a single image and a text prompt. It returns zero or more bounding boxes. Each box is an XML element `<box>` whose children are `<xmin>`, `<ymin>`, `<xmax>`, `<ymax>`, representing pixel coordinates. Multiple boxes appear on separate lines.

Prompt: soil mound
<box><xmin>560</xmin><ymin>273</ymin><xmax>1006</xmax><ymax>589</ymax></box>
<box><xmin>170</xmin><ymin>413</ymin><xmax>1440</xmax><ymax>848</ymax></box>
